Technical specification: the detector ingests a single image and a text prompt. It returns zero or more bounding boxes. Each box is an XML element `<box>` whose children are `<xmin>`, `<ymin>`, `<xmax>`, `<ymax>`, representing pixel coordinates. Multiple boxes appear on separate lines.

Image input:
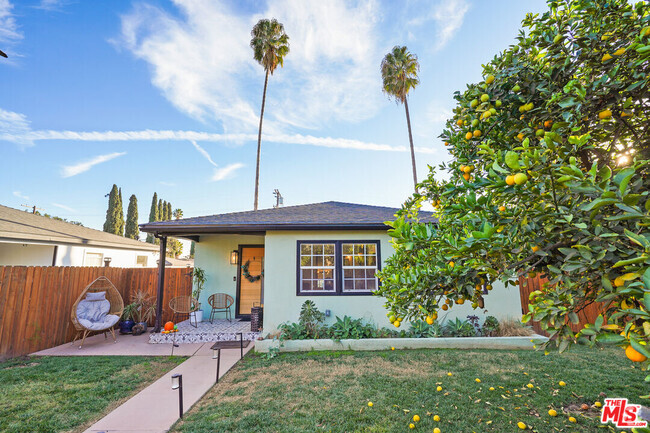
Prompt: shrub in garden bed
<box><xmin>272</xmin><ymin>302</ymin><xmax>532</xmax><ymax>341</ymax></box>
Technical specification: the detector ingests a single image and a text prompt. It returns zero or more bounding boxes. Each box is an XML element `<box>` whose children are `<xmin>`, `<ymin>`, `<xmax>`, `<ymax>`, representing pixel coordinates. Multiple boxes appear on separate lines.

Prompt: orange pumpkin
<box><xmin>164</xmin><ymin>321</ymin><xmax>175</xmax><ymax>331</ymax></box>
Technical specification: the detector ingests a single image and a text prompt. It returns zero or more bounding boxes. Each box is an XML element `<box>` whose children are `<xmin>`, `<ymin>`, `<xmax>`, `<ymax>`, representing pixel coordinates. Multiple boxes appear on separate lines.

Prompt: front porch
<box><xmin>149</xmin><ymin>318</ymin><xmax>260</xmax><ymax>344</ymax></box>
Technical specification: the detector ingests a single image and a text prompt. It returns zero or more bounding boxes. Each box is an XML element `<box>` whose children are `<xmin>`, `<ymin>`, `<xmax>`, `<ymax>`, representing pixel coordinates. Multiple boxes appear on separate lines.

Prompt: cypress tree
<box><xmin>166</xmin><ymin>202</ymin><xmax>172</xmax><ymax>221</ymax></box>
<box><xmin>102</xmin><ymin>184</ymin><xmax>121</xmax><ymax>234</ymax></box>
<box><xmin>158</xmin><ymin>199</ymin><xmax>163</xmax><ymax>222</ymax></box>
<box><xmin>146</xmin><ymin>192</ymin><xmax>158</xmax><ymax>244</ymax></box>
<box><xmin>162</xmin><ymin>200</ymin><xmax>167</xmax><ymax>221</ymax></box>
<box><xmin>125</xmin><ymin>194</ymin><xmax>139</xmax><ymax>240</ymax></box>
<box><xmin>116</xmin><ymin>187</ymin><xmax>125</xmax><ymax>236</ymax></box>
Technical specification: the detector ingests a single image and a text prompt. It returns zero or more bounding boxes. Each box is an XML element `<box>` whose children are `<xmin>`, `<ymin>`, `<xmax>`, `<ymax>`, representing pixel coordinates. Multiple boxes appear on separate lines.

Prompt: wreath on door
<box><xmin>241</xmin><ymin>260</ymin><xmax>264</xmax><ymax>283</ymax></box>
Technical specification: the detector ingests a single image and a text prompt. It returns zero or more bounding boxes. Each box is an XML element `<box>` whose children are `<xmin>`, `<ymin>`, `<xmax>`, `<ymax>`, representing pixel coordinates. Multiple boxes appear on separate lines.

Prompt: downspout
<box><xmin>51</xmin><ymin>245</ymin><xmax>58</xmax><ymax>266</ymax></box>
<box><xmin>153</xmin><ymin>233</ymin><xmax>167</xmax><ymax>333</ymax></box>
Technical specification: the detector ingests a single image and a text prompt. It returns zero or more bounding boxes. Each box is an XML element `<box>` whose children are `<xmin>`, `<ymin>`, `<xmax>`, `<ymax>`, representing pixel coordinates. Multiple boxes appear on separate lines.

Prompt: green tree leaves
<box><xmin>376</xmin><ymin>0</ymin><xmax>650</xmax><ymax>358</ymax></box>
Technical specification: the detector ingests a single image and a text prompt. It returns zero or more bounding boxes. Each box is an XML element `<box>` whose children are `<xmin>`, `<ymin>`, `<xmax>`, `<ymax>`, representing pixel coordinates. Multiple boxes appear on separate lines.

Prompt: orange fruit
<box><xmin>463</xmin><ymin>173</ymin><xmax>471</xmax><ymax>181</ymax></box>
<box><xmin>517</xmin><ymin>132</ymin><xmax>525</xmax><ymax>141</ymax></box>
<box><xmin>498</xmin><ymin>205</ymin><xmax>506</xmax><ymax>212</ymax></box>
<box><xmin>505</xmin><ymin>175</ymin><xmax>515</xmax><ymax>186</ymax></box>
<box><xmin>413</xmin><ymin>415</ymin><xmax>420</xmax><ymax>422</ymax></box>
<box><xmin>544</xmin><ymin>120</ymin><xmax>553</xmax><ymax>128</ymax></box>
<box><xmin>599</xmin><ymin>109</ymin><xmax>612</xmax><ymax>119</ymax></box>
<box><xmin>457</xmin><ymin>119</ymin><xmax>464</xmax><ymax>126</ymax></box>
<box><xmin>473</xmin><ymin>129</ymin><xmax>482</xmax><ymax>138</ymax></box>
<box><xmin>441</xmin><ymin>304</ymin><xmax>449</xmax><ymax>311</ymax></box>
<box><xmin>514</xmin><ymin>173</ymin><xmax>528</xmax><ymax>185</ymax></box>
<box><xmin>164</xmin><ymin>321</ymin><xmax>175</xmax><ymax>331</ymax></box>
<box><xmin>626</xmin><ymin>345</ymin><xmax>647</xmax><ymax>362</ymax></box>
<box><xmin>449</xmin><ymin>261</ymin><xmax>455</xmax><ymax>268</ymax></box>
<box><xmin>531</xmin><ymin>246</ymin><xmax>540</xmax><ymax>253</ymax></box>
<box><xmin>465</xmin><ymin>131</ymin><xmax>474</xmax><ymax>140</ymax></box>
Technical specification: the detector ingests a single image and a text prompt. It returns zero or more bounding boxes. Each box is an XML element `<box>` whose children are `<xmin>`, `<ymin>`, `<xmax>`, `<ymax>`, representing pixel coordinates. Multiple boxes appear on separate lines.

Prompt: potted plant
<box><xmin>119</xmin><ymin>302</ymin><xmax>137</xmax><ymax>334</ymax></box>
<box><xmin>190</xmin><ymin>267</ymin><xmax>206</xmax><ymax>324</ymax></box>
<box><xmin>130</xmin><ymin>290</ymin><xmax>156</xmax><ymax>335</ymax></box>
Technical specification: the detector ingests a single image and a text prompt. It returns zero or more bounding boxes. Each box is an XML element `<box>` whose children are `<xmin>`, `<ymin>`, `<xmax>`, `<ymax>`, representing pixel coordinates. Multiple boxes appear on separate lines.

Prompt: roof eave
<box><xmin>0</xmin><ymin>236</ymin><xmax>159</xmax><ymax>252</ymax></box>
<box><xmin>139</xmin><ymin>222</ymin><xmax>391</xmax><ymax>236</ymax></box>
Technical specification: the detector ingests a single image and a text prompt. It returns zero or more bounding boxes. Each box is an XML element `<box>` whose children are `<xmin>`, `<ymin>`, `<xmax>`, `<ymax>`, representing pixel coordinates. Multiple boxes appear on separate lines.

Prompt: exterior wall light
<box><xmin>230</xmin><ymin>250</ymin><xmax>239</xmax><ymax>265</ymax></box>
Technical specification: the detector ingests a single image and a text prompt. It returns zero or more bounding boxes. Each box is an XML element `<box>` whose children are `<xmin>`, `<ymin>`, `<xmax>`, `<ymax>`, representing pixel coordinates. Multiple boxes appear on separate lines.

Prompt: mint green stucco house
<box><xmin>140</xmin><ymin>202</ymin><xmax>522</xmax><ymax>334</ymax></box>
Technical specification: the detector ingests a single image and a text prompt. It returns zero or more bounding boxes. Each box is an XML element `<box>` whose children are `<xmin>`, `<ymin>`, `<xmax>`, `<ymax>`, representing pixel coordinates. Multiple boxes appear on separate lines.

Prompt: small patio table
<box><xmin>210</xmin><ymin>333</ymin><xmax>248</xmax><ymax>383</ymax></box>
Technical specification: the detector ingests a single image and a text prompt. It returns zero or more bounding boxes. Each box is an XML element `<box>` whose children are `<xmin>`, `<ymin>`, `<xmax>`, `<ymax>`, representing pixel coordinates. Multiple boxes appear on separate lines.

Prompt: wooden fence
<box><xmin>518</xmin><ymin>274</ymin><xmax>602</xmax><ymax>336</ymax></box>
<box><xmin>0</xmin><ymin>266</ymin><xmax>193</xmax><ymax>359</ymax></box>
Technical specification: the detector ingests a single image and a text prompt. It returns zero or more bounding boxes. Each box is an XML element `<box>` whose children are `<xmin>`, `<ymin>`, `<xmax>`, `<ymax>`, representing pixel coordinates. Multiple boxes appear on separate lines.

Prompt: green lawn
<box><xmin>171</xmin><ymin>347</ymin><xmax>645</xmax><ymax>433</ymax></box>
<box><xmin>0</xmin><ymin>355</ymin><xmax>185</xmax><ymax>433</ymax></box>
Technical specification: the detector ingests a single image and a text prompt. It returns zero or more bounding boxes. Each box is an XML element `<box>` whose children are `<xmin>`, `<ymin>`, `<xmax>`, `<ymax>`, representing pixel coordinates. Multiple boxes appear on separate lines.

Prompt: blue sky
<box><xmin>1</xmin><ymin>0</ymin><xmax>549</xmax><ymax>237</ymax></box>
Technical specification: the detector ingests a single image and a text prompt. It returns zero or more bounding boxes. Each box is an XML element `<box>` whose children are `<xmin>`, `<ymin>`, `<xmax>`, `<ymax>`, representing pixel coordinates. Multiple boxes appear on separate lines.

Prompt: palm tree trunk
<box><xmin>404</xmin><ymin>98</ymin><xmax>418</xmax><ymax>193</ymax></box>
<box><xmin>254</xmin><ymin>70</ymin><xmax>269</xmax><ymax>211</ymax></box>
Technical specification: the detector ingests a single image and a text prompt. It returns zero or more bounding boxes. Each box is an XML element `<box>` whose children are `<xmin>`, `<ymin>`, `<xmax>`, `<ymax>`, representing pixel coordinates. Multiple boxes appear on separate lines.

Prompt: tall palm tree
<box><xmin>381</xmin><ymin>46</ymin><xmax>420</xmax><ymax>192</ymax></box>
<box><xmin>250</xmin><ymin>18</ymin><xmax>290</xmax><ymax>211</ymax></box>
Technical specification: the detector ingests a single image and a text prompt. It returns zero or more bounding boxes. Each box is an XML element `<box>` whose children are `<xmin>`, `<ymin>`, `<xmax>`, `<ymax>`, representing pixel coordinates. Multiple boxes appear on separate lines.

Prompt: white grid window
<box><xmin>299</xmin><ymin>243</ymin><xmax>336</xmax><ymax>292</ymax></box>
<box><xmin>84</xmin><ymin>252</ymin><xmax>103</xmax><ymax>267</ymax></box>
<box><xmin>342</xmin><ymin>243</ymin><xmax>378</xmax><ymax>292</ymax></box>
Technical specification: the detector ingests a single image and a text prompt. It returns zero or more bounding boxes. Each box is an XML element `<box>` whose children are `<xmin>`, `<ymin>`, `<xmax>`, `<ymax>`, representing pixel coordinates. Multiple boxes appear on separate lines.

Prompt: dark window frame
<box><xmin>296</xmin><ymin>240</ymin><xmax>381</xmax><ymax>296</ymax></box>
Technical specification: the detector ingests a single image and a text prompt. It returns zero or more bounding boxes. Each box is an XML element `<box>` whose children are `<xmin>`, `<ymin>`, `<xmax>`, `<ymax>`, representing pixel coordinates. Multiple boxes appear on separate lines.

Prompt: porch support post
<box><xmin>154</xmin><ymin>234</ymin><xmax>167</xmax><ymax>332</ymax></box>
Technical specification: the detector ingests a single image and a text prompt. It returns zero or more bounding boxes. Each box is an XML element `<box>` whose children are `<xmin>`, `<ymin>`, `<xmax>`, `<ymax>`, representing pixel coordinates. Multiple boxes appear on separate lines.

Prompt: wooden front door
<box><xmin>237</xmin><ymin>245</ymin><xmax>264</xmax><ymax>318</ymax></box>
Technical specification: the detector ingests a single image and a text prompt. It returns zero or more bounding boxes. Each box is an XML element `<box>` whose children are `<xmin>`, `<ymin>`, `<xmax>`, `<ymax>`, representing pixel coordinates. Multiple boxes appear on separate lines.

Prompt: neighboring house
<box><xmin>157</xmin><ymin>257</ymin><xmax>195</xmax><ymax>268</ymax></box>
<box><xmin>0</xmin><ymin>204</ymin><xmax>158</xmax><ymax>267</ymax></box>
<box><xmin>140</xmin><ymin>201</ymin><xmax>522</xmax><ymax>333</ymax></box>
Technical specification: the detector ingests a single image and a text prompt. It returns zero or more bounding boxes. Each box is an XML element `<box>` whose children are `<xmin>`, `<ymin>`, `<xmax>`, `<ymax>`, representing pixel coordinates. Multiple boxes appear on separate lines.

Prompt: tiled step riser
<box><xmin>149</xmin><ymin>332</ymin><xmax>260</xmax><ymax>344</ymax></box>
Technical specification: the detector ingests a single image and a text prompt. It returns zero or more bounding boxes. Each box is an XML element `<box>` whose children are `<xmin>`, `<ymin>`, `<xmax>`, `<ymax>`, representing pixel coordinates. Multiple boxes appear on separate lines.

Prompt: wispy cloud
<box><xmin>408</xmin><ymin>0</ymin><xmax>469</xmax><ymax>50</ymax></box>
<box><xmin>61</xmin><ymin>152</ymin><xmax>126</xmax><ymax>178</ymax></box>
<box><xmin>0</xmin><ymin>108</ymin><xmax>437</xmax><ymax>154</ymax></box>
<box><xmin>191</xmin><ymin>140</ymin><xmax>245</xmax><ymax>181</ymax></box>
<box><xmin>117</xmin><ymin>0</ymin><xmax>382</xmax><ymax>133</ymax></box>
<box><xmin>0</xmin><ymin>109</ymin><xmax>33</xmax><ymax>148</ymax></box>
<box><xmin>0</xmin><ymin>0</ymin><xmax>21</xmax><ymax>43</ymax></box>
<box><xmin>3</xmin><ymin>128</ymin><xmax>436</xmax><ymax>154</ymax></box>
<box><xmin>159</xmin><ymin>181</ymin><xmax>176</xmax><ymax>187</ymax></box>
<box><xmin>212</xmin><ymin>163</ymin><xmax>245</xmax><ymax>182</ymax></box>
<box><xmin>34</xmin><ymin>0</ymin><xmax>66</xmax><ymax>11</ymax></box>
<box><xmin>12</xmin><ymin>190</ymin><xmax>29</xmax><ymax>200</ymax></box>
<box><xmin>191</xmin><ymin>140</ymin><xmax>218</xmax><ymax>167</ymax></box>
<box><xmin>51</xmin><ymin>202</ymin><xmax>76</xmax><ymax>212</ymax></box>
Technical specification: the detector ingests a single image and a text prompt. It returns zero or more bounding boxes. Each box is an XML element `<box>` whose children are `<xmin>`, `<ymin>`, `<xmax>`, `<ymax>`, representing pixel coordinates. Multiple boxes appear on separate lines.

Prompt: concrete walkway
<box><xmin>84</xmin><ymin>342</ymin><xmax>253</xmax><ymax>433</ymax></box>
<box><xmin>30</xmin><ymin>332</ymin><xmax>253</xmax><ymax>433</ymax></box>
<box><xmin>33</xmin><ymin>332</ymin><xmax>204</xmax><ymax>357</ymax></box>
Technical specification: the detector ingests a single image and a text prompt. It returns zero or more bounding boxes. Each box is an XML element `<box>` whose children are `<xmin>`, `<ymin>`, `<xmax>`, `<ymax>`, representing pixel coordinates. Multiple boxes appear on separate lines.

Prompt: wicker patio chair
<box><xmin>208</xmin><ymin>293</ymin><xmax>234</xmax><ymax>323</ymax></box>
<box><xmin>71</xmin><ymin>276</ymin><xmax>124</xmax><ymax>349</ymax></box>
<box><xmin>169</xmin><ymin>296</ymin><xmax>200</xmax><ymax>328</ymax></box>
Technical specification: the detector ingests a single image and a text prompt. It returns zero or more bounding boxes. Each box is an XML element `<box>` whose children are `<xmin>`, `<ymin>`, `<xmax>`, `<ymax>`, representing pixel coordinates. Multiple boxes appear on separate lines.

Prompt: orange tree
<box><xmin>376</xmin><ymin>0</ymin><xmax>650</xmax><ymax>362</ymax></box>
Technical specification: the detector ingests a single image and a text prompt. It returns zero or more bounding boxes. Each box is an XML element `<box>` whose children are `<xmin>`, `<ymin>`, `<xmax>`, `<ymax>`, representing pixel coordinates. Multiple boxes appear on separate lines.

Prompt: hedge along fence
<box><xmin>518</xmin><ymin>274</ymin><xmax>602</xmax><ymax>337</ymax></box>
<box><xmin>0</xmin><ymin>266</ymin><xmax>193</xmax><ymax>359</ymax></box>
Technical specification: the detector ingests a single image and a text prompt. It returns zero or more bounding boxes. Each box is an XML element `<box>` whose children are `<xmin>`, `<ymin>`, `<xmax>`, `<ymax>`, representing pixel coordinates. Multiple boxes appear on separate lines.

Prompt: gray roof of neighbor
<box><xmin>0</xmin><ymin>205</ymin><xmax>158</xmax><ymax>251</ymax></box>
<box><xmin>140</xmin><ymin>201</ymin><xmax>435</xmax><ymax>235</ymax></box>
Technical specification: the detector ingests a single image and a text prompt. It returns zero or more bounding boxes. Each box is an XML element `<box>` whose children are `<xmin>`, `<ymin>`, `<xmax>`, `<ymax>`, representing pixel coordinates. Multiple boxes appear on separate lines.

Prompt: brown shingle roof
<box><xmin>0</xmin><ymin>205</ymin><xmax>158</xmax><ymax>251</ymax></box>
<box><xmin>140</xmin><ymin>201</ymin><xmax>435</xmax><ymax>235</ymax></box>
